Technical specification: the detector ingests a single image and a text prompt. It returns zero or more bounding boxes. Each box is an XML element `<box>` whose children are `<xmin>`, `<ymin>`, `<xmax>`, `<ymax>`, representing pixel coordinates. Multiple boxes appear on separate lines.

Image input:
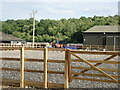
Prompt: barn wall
<box><xmin>83</xmin><ymin>33</ymin><xmax>103</xmax><ymax>45</ymax></box>
<box><xmin>83</xmin><ymin>33</ymin><xmax>120</xmax><ymax>46</ymax></box>
<box><xmin>106</xmin><ymin>36</ymin><xmax>120</xmax><ymax>46</ymax></box>
<box><xmin>116</xmin><ymin>37</ymin><xmax>120</xmax><ymax>46</ymax></box>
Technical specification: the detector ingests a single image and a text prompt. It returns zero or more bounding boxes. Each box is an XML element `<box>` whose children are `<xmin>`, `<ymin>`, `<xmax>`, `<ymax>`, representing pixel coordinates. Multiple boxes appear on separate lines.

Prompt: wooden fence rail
<box><xmin>0</xmin><ymin>47</ymin><xmax>68</xmax><ymax>88</ymax></box>
<box><xmin>0</xmin><ymin>47</ymin><xmax>120</xmax><ymax>88</ymax></box>
<box><xmin>0</xmin><ymin>43</ymin><xmax>120</xmax><ymax>51</ymax></box>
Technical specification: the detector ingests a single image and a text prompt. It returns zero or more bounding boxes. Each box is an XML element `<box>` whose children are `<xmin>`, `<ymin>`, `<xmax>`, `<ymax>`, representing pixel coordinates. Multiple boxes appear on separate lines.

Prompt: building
<box><xmin>27</xmin><ymin>42</ymin><xmax>50</xmax><ymax>48</ymax></box>
<box><xmin>83</xmin><ymin>26</ymin><xmax>120</xmax><ymax>46</ymax></box>
<box><xmin>0</xmin><ymin>32</ymin><xmax>26</xmax><ymax>45</ymax></box>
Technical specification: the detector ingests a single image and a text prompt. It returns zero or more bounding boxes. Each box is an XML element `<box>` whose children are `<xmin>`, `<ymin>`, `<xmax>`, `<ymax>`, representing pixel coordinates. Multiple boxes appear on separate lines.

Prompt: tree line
<box><xmin>1</xmin><ymin>15</ymin><xmax>118</xmax><ymax>44</ymax></box>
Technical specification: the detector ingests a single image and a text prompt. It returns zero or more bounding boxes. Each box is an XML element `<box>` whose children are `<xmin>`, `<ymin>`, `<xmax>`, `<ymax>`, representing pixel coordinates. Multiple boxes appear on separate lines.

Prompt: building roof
<box><xmin>0</xmin><ymin>32</ymin><xmax>24</xmax><ymax>41</ymax></box>
<box><xmin>84</xmin><ymin>26</ymin><xmax>119</xmax><ymax>33</ymax></box>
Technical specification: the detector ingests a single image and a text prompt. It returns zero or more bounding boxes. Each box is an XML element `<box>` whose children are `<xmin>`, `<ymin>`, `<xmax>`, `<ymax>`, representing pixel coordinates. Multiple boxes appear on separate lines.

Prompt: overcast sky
<box><xmin>1</xmin><ymin>0</ymin><xmax>119</xmax><ymax>21</ymax></box>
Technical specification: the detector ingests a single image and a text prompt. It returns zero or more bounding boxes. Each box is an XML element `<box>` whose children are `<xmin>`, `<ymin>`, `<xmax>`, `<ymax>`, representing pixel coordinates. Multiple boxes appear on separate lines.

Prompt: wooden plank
<box><xmin>26</xmin><ymin>80</ymin><xmax>64</xmax><ymax>88</ymax></box>
<box><xmin>0</xmin><ymin>58</ymin><xmax>64</xmax><ymax>63</ymax></box>
<box><xmin>0</xmin><ymin>57</ymin><xmax>65</xmax><ymax>64</ymax></box>
<box><xmin>48</xmin><ymin>48</ymin><xmax>66</xmax><ymax>51</ymax></box>
<box><xmin>0</xmin><ymin>58</ymin><xmax>20</xmax><ymax>61</ymax></box>
<box><xmin>24</xmin><ymin>48</ymin><xmax>45</xmax><ymax>50</ymax></box>
<box><xmin>71</xmin><ymin>53</ymin><xmax>118</xmax><ymax>82</ymax></box>
<box><xmin>48</xmin><ymin>83</ymin><xmax>64</xmax><ymax>88</ymax></box>
<box><xmin>44</xmin><ymin>48</ymin><xmax>48</xmax><ymax>88</ymax></box>
<box><xmin>48</xmin><ymin>60</ymin><xmax>65</xmax><ymax>63</ymax></box>
<box><xmin>25</xmin><ymin>80</ymin><xmax>44</xmax><ymax>88</ymax></box>
<box><xmin>0</xmin><ymin>47</ymin><xmax>21</xmax><ymax>50</ymax></box>
<box><xmin>25</xmin><ymin>58</ymin><xmax>44</xmax><ymax>62</ymax></box>
<box><xmin>71</xmin><ymin>77</ymin><xmax>119</xmax><ymax>83</ymax></box>
<box><xmin>20</xmin><ymin>47</ymin><xmax>24</xmax><ymax>88</ymax></box>
<box><xmin>71</xmin><ymin>51</ymin><xmax>120</xmax><ymax>55</ymax></box>
<box><xmin>0</xmin><ymin>57</ymin><xmax>82</xmax><ymax>64</ymax></box>
<box><xmin>64</xmin><ymin>50</ymin><xmax>69</xmax><ymax>88</ymax></box>
<box><xmin>71</xmin><ymin>72</ymin><xmax>120</xmax><ymax>78</ymax></box>
<box><xmin>2</xmin><ymin>78</ymin><xmax>64</xmax><ymax>88</ymax></box>
<box><xmin>1</xmin><ymin>68</ymin><xmax>20</xmax><ymax>71</ymax></box>
<box><xmin>71</xmin><ymin>59</ymin><xmax>120</xmax><ymax>64</ymax></box>
<box><xmin>1</xmin><ymin>68</ymin><xmax>64</xmax><ymax>74</ymax></box>
<box><xmin>48</xmin><ymin>71</ymin><xmax>64</xmax><ymax>74</ymax></box>
<box><xmin>2</xmin><ymin>78</ymin><xmax>20</xmax><ymax>87</ymax></box>
<box><xmin>26</xmin><ymin>81</ymin><xmax>63</xmax><ymax>88</ymax></box>
<box><xmin>81</xmin><ymin>55</ymin><xmax>117</xmax><ymax>73</ymax></box>
<box><xmin>71</xmin><ymin>66</ymin><xmax>120</xmax><ymax>72</ymax></box>
<box><xmin>92</xmin><ymin>55</ymin><xmax>117</xmax><ymax>66</ymax></box>
<box><xmin>25</xmin><ymin>69</ymin><xmax>64</xmax><ymax>74</ymax></box>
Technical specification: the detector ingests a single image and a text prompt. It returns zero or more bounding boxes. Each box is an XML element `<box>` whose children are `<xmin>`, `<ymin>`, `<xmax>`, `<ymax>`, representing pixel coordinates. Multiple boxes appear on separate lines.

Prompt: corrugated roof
<box><xmin>84</xmin><ymin>26</ymin><xmax>119</xmax><ymax>33</ymax></box>
<box><xmin>0</xmin><ymin>32</ymin><xmax>24</xmax><ymax>41</ymax></box>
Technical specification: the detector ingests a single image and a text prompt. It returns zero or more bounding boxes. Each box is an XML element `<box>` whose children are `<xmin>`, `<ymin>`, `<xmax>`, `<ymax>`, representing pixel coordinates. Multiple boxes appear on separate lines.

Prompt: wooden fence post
<box><xmin>67</xmin><ymin>50</ymin><xmax>72</xmax><ymax>83</ymax></box>
<box><xmin>64</xmin><ymin>50</ymin><xmax>69</xmax><ymax>88</ymax></box>
<box><xmin>44</xmin><ymin>48</ymin><xmax>48</xmax><ymax>88</ymax></box>
<box><xmin>89</xmin><ymin>45</ymin><xmax>91</xmax><ymax>50</ymax></box>
<box><xmin>113</xmin><ymin>45</ymin><xmax>116</xmax><ymax>51</ymax></box>
<box><xmin>20</xmin><ymin>46</ymin><xmax>25</xmax><ymax>88</ymax></box>
<box><xmin>98</xmin><ymin>46</ymin><xmax>99</xmax><ymax>51</ymax></box>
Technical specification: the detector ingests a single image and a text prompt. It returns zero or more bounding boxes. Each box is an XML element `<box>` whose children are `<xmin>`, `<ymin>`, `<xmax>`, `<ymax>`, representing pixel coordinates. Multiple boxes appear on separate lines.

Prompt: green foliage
<box><xmin>1</xmin><ymin>15</ymin><xmax>118</xmax><ymax>43</ymax></box>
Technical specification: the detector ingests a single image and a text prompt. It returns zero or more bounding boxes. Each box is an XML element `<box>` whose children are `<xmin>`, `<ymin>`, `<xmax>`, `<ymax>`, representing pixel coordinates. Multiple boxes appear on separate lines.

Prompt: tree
<box><xmin>1</xmin><ymin>15</ymin><xmax>119</xmax><ymax>43</ymax></box>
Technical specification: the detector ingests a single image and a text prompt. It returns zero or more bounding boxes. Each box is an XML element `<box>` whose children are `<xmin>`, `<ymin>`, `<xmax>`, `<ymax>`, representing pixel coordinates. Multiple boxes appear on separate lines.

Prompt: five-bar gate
<box><xmin>68</xmin><ymin>50</ymin><xmax>120</xmax><ymax>83</ymax></box>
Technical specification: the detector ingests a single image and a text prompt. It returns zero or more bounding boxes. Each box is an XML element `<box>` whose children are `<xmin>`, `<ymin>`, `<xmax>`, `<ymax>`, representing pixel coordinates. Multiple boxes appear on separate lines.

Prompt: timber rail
<box><xmin>0</xmin><ymin>43</ymin><xmax>120</xmax><ymax>51</ymax></box>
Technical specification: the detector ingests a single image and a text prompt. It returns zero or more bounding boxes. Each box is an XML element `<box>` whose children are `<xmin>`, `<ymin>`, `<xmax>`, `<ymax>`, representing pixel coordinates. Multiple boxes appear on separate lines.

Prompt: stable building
<box><xmin>0</xmin><ymin>32</ymin><xmax>26</xmax><ymax>45</ymax></box>
<box><xmin>83</xmin><ymin>26</ymin><xmax>120</xmax><ymax>46</ymax></box>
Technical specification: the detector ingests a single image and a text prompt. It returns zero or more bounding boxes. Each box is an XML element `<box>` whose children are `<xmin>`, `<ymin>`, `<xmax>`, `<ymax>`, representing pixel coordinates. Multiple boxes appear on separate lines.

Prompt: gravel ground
<box><xmin>0</xmin><ymin>50</ymin><xmax>120</xmax><ymax>88</ymax></box>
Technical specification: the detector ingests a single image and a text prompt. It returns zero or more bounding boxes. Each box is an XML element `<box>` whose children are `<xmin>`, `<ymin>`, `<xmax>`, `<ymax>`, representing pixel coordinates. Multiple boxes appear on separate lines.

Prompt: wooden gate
<box><xmin>68</xmin><ymin>50</ymin><xmax>120</xmax><ymax>83</ymax></box>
